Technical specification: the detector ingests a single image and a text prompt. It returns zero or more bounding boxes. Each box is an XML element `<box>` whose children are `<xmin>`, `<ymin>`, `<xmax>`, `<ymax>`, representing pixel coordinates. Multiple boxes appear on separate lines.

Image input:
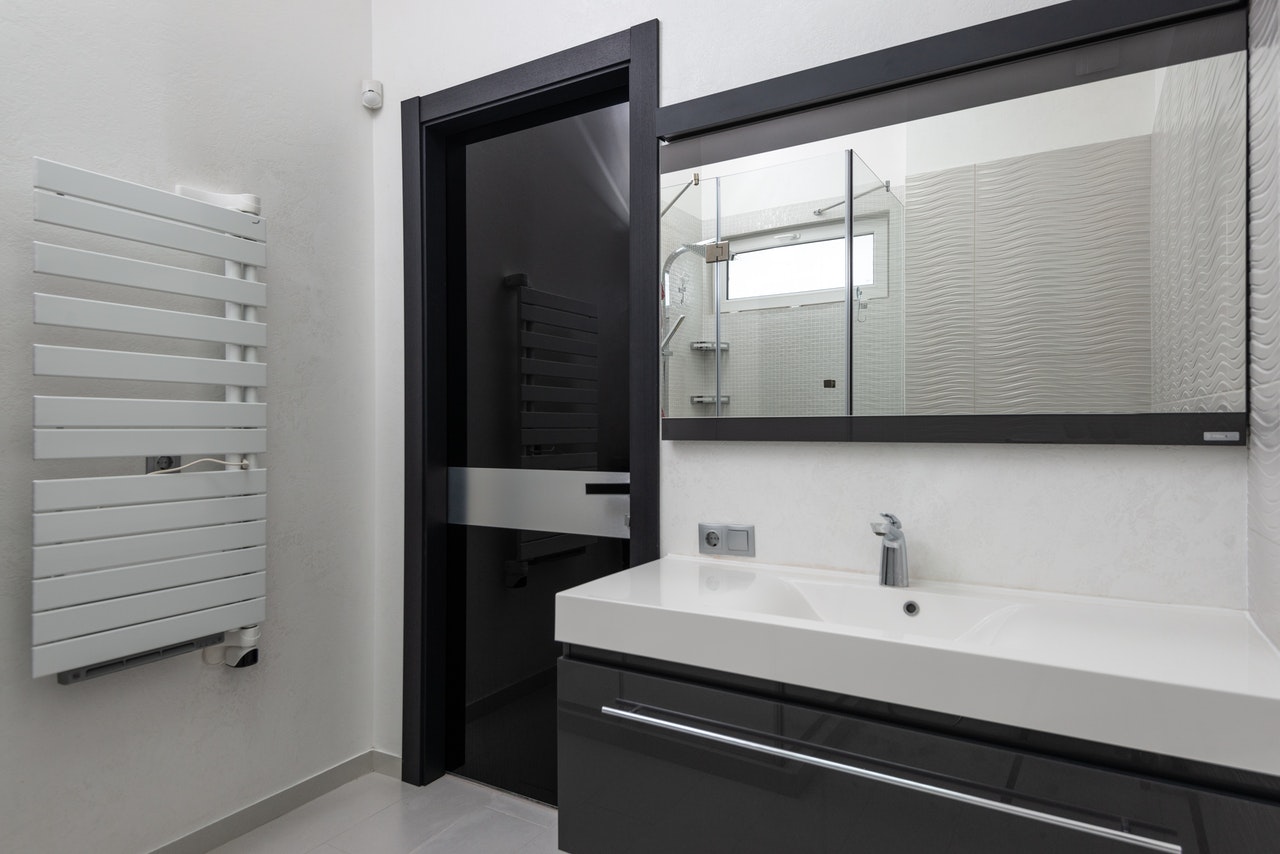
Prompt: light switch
<box><xmin>725</xmin><ymin>525</ymin><xmax>755</xmax><ymax>557</ymax></box>
<box><xmin>699</xmin><ymin>523</ymin><xmax>754</xmax><ymax>557</ymax></box>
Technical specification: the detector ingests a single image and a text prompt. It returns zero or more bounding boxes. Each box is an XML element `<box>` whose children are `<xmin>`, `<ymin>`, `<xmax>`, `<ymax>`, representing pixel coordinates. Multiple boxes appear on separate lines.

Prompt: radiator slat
<box><xmin>35</xmin><ymin>494</ymin><xmax>266</xmax><ymax>545</ymax></box>
<box><xmin>35</xmin><ymin>158</ymin><xmax>265</xmax><ymax>241</ymax></box>
<box><xmin>35</xmin><ymin>293</ymin><xmax>266</xmax><ymax>346</ymax></box>
<box><xmin>35</xmin><ymin>243</ymin><xmax>267</xmax><ymax>306</ymax></box>
<box><xmin>521</xmin><ymin>304</ymin><xmax>599</xmax><ymax>333</ymax></box>
<box><xmin>34</xmin><ymin>572</ymin><xmax>266</xmax><ymax>644</ymax></box>
<box><xmin>521</xmin><ymin>384</ymin><xmax>597</xmax><ymax>405</ymax></box>
<box><xmin>34</xmin><ymin>520</ymin><xmax>267</xmax><ymax>578</ymax></box>
<box><xmin>35</xmin><ymin>397</ymin><xmax>266</xmax><ymax>429</ymax></box>
<box><xmin>34</xmin><ymin>547</ymin><xmax>267</xmax><ymax>610</ymax></box>
<box><xmin>34</xmin><ymin>469</ymin><xmax>266</xmax><ymax>511</ymax></box>
<box><xmin>34</xmin><ymin>344</ymin><xmax>267</xmax><ymax>386</ymax></box>
<box><xmin>35</xmin><ymin>191</ymin><xmax>266</xmax><ymax>266</ymax></box>
<box><xmin>521</xmin><ymin>330</ymin><xmax>598</xmax><ymax>357</ymax></box>
<box><xmin>521</xmin><ymin>428</ymin><xmax>598</xmax><ymax>445</ymax></box>
<box><xmin>520</xmin><ymin>358</ymin><xmax>598</xmax><ymax>381</ymax></box>
<box><xmin>33</xmin><ymin>597</ymin><xmax>266</xmax><ymax>678</ymax></box>
<box><xmin>518</xmin><ymin>286</ymin><xmax>596</xmax><ymax>317</ymax></box>
<box><xmin>521</xmin><ymin>412</ymin><xmax>597</xmax><ymax>429</ymax></box>
<box><xmin>35</xmin><ymin>428</ymin><xmax>266</xmax><ymax>460</ymax></box>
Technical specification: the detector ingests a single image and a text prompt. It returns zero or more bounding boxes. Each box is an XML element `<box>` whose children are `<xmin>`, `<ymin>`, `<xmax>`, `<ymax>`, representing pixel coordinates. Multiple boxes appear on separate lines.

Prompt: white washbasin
<box><xmin>785</xmin><ymin>576</ymin><xmax>1020</xmax><ymax>643</ymax></box>
<box><xmin>556</xmin><ymin>555</ymin><xmax>1280</xmax><ymax>777</ymax></box>
<box><xmin>571</xmin><ymin>558</ymin><xmax>1017</xmax><ymax>640</ymax></box>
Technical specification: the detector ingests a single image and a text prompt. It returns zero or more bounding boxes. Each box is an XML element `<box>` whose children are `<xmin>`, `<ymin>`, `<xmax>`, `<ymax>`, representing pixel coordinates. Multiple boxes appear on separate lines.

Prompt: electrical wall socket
<box><xmin>698</xmin><ymin>523</ymin><xmax>755</xmax><ymax>557</ymax></box>
<box><xmin>145</xmin><ymin>455</ymin><xmax>181</xmax><ymax>473</ymax></box>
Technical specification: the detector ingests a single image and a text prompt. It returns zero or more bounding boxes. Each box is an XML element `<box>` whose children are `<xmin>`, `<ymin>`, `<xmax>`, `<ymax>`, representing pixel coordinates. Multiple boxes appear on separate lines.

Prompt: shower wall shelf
<box><xmin>30</xmin><ymin>157</ymin><xmax>267</xmax><ymax>683</ymax></box>
<box><xmin>689</xmin><ymin>341</ymin><xmax>728</xmax><ymax>351</ymax></box>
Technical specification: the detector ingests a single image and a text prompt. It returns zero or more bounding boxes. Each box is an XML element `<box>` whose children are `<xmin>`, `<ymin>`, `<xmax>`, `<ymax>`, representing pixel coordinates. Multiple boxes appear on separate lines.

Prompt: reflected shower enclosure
<box><xmin>659</xmin><ymin>51</ymin><xmax>1247</xmax><ymax>421</ymax></box>
<box><xmin>660</xmin><ymin>151</ymin><xmax>904</xmax><ymax>418</ymax></box>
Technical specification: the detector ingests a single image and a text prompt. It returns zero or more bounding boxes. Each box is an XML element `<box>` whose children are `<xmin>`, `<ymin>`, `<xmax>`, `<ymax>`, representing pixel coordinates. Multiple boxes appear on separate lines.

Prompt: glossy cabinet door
<box><xmin>558</xmin><ymin>657</ymin><xmax>1280</xmax><ymax>854</ymax></box>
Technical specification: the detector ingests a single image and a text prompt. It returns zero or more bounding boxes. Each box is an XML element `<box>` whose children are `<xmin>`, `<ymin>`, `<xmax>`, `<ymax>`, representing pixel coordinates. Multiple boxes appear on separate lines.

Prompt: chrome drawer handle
<box><xmin>601</xmin><ymin>705</ymin><xmax>1180</xmax><ymax>853</ymax></box>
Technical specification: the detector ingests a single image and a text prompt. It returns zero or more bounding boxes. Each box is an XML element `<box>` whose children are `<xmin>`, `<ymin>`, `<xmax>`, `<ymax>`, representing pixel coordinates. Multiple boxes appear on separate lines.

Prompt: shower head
<box><xmin>661</xmin><ymin>241</ymin><xmax>710</xmax><ymax>278</ymax></box>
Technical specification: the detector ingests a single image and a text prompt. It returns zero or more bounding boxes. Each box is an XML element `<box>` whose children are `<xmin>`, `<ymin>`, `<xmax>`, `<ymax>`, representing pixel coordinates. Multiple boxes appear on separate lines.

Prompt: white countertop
<box><xmin>556</xmin><ymin>555</ymin><xmax>1280</xmax><ymax>777</ymax></box>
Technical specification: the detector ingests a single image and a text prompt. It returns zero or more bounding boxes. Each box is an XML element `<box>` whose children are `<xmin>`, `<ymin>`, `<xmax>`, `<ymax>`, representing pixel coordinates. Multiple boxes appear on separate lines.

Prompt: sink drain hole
<box><xmin>903</xmin><ymin>600</ymin><xmax>920</xmax><ymax>617</ymax></box>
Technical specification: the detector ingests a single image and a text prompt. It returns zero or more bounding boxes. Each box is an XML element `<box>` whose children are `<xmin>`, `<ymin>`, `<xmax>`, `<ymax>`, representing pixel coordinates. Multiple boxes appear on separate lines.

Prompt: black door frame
<box><xmin>401</xmin><ymin>22</ymin><xmax>660</xmax><ymax>786</ymax></box>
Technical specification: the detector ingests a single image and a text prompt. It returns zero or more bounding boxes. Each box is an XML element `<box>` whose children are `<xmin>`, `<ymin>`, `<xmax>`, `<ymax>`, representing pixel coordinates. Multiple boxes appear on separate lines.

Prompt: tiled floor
<box><xmin>208</xmin><ymin>772</ymin><xmax>563</xmax><ymax>854</ymax></box>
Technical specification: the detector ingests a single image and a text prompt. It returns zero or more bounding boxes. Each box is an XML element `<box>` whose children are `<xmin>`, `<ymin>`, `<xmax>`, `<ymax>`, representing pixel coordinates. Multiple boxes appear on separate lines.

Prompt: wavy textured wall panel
<box><xmin>850</xmin><ymin>189</ymin><xmax>906</xmax><ymax>416</ymax></box>
<box><xmin>1151</xmin><ymin>53</ymin><xmax>1248</xmax><ymax>413</ymax></box>
<box><xmin>905</xmin><ymin>167</ymin><xmax>977</xmax><ymax>414</ymax></box>
<box><xmin>973</xmin><ymin>137</ymin><xmax>1152</xmax><ymax>414</ymax></box>
<box><xmin>1249</xmin><ymin>0</ymin><xmax>1280</xmax><ymax>649</ymax></box>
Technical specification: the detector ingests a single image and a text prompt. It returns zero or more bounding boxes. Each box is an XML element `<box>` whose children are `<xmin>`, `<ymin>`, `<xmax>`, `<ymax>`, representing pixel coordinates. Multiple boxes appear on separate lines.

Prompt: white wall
<box><xmin>1249</xmin><ymin>0</ymin><xmax>1280</xmax><ymax>648</ymax></box>
<box><xmin>377</xmin><ymin>0</ymin><xmax>1254</xmax><ymax>757</ymax></box>
<box><xmin>662</xmin><ymin>441</ymin><xmax>1244</xmax><ymax>604</ymax></box>
<box><xmin>0</xmin><ymin>3</ymin><xmax>376</xmax><ymax>852</ymax></box>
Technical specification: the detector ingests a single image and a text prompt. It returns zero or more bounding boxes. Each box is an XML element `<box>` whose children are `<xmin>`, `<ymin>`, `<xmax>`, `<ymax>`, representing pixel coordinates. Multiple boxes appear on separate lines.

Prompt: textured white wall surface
<box><xmin>1250</xmin><ymin>0</ymin><xmax>1280</xmax><ymax>649</ymax></box>
<box><xmin>0</xmin><ymin>2</ymin><xmax>375</xmax><ymax>852</ymax></box>
<box><xmin>1152</xmin><ymin>53</ymin><xmax>1249</xmax><ymax>413</ymax></box>
<box><xmin>661</xmin><ymin>440</ymin><xmax>1245</xmax><ymax>606</ymax></box>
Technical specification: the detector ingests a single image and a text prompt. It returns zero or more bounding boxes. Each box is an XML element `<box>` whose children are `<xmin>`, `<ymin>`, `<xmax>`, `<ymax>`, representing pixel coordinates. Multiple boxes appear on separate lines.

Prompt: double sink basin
<box><xmin>556</xmin><ymin>555</ymin><xmax>1280</xmax><ymax>777</ymax></box>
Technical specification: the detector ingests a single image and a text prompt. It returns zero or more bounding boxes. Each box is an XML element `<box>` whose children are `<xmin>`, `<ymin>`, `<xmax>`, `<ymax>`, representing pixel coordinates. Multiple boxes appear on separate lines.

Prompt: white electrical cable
<box><xmin>146</xmin><ymin>457</ymin><xmax>249</xmax><ymax>475</ymax></box>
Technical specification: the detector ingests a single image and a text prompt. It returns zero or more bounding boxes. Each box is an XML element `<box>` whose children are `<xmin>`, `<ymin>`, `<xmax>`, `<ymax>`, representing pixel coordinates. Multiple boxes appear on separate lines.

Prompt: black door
<box><xmin>454</xmin><ymin>103</ymin><xmax>632</xmax><ymax>803</ymax></box>
<box><xmin>400</xmin><ymin>24</ymin><xmax>660</xmax><ymax>796</ymax></box>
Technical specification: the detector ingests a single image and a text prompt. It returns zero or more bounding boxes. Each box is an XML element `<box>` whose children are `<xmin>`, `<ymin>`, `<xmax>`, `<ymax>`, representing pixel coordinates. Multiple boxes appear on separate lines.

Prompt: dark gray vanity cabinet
<box><xmin>558</xmin><ymin>652</ymin><xmax>1280</xmax><ymax>853</ymax></box>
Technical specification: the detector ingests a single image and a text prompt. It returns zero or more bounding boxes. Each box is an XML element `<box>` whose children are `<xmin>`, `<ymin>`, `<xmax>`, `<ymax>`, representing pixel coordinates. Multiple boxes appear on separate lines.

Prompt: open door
<box><xmin>401</xmin><ymin>24</ymin><xmax>659</xmax><ymax>798</ymax></box>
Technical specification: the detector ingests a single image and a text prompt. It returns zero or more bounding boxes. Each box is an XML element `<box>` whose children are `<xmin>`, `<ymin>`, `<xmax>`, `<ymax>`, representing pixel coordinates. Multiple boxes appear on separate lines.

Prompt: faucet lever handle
<box><xmin>870</xmin><ymin>513</ymin><xmax>900</xmax><ymax>536</ymax></box>
<box><xmin>870</xmin><ymin>512</ymin><xmax>901</xmax><ymax>536</ymax></box>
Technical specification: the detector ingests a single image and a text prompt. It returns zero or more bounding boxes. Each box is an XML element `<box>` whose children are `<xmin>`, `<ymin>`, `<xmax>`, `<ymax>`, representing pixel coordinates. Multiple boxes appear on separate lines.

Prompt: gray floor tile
<box><xmin>209</xmin><ymin>774</ymin><xmax>411</xmax><ymax>854</ymax></box>
<box><xmin>211</xmin><ymin>773</ymin><xmax>558</xmax><ymax>854</ymax></box>
<box><xmin>512</xmin><ymin>827</ymin><xmax>564</xmax><ymax>854</ymax></box>
<box><xmin>409</xmin><ymin>807</ymin><xmax>544</xmax><ymax>854</ymax></box>
<box><xmin>484</xmin><ymin>794</ymin><xmax>557</xmax><ymax>830</ymax></box>
<box><xmin>329</xmin><ymin>779</ymin><xmax>495</xmax><ymax>854</ymax></box>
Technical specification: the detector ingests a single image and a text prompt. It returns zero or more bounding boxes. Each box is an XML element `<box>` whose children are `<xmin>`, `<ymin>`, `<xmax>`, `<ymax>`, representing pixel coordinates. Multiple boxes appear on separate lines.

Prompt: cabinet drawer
<box><xmin>558</xmin><ymin>657</ymin><xmax>1280</xmax><ymax>854</ymax></box>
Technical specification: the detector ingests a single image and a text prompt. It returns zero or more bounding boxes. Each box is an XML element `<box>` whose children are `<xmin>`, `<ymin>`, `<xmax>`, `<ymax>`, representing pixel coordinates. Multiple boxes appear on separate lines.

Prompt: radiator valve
<box><xmin>203</xmin><ymin>625</ymin><xmax>260</xmax><ymax>668</ymax></box>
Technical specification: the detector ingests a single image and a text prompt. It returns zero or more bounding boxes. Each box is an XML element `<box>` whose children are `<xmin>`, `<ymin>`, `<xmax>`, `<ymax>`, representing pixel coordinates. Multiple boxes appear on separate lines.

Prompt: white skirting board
<box><xmin>30</xmin><ymin>157</ymin><xmax>268</xmax><ymax>681</ymax></box>
<box><xmin>148</xmin><ymin>751</ymin><xmax>403</xmax><ymax>854</ymax></box>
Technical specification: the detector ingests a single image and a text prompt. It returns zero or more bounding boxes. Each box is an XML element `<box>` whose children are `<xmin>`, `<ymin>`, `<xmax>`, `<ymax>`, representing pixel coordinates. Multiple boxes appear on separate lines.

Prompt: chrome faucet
<box><xmin>870</xmin><ymin>513</ymin><xmax>908</xmax><ymax>587</ymax></box>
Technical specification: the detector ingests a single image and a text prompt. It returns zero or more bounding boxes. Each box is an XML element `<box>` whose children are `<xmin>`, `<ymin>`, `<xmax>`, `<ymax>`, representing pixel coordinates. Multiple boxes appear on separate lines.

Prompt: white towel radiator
<box><xmin>30</xmin><ymin>158</ymin><xmax>268</xmax><ymax>682</ymax></box>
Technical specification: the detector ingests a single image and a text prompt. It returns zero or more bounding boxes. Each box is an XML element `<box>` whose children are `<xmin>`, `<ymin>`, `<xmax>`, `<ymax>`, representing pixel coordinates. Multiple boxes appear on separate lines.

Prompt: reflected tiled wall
<box><xmin>904</xmin><ymin>166</ymin><xmax>977</xmax><ymax>414</ymax></box>
<box><xmin>1151</xmin><ymin>53</ymin><xmax>1248</xmax><ymax>413</ymax></box>
<box><xmin>905</xmin><ymin>138</ymin><xmax>1154</xmax><ymax>414</ymax></box>
<box><xmin>850</xmin><ymin>191</ymin><xmax>906</xmax><ymax>416</ymax></box>
<box><xmin>717</xmin><ymin>198</ymin><xmax>848</xmax><ymax>417</ymax></box>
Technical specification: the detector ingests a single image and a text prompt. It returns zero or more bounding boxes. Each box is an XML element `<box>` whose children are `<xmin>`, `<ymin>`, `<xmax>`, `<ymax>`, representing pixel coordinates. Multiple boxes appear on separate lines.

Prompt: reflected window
<box><xmin>728</xmin><ymin>237</ymin><xmax>845</xmax><ymax>300</ymax></box>
<box><xmin>723</xmin><ymin>225</ymin><xmax>882</xmax><ymax>310</ymax></box>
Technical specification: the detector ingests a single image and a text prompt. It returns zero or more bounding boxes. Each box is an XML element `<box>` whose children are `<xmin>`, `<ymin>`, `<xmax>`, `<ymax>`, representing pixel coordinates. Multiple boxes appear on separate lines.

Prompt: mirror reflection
<box><xmin>660</xmin><ymin>51</ymin><xmax>1247</xmax><ymax>420</ymax></box>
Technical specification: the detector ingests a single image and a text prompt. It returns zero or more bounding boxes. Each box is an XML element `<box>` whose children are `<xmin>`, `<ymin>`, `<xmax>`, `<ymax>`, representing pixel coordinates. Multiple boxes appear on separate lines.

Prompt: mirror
<box><xmin>660</xmin><ymin>48</ymin><xmax>1247</xmax><ymax>426</ymax></box>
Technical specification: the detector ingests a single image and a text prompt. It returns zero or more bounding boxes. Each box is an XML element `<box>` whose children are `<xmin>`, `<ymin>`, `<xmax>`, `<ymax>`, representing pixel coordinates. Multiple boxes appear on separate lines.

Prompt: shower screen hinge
<box><xmin>704</xmin><ymin>241</ymin><xmax>729</xmax><ymax>263</ymax></box>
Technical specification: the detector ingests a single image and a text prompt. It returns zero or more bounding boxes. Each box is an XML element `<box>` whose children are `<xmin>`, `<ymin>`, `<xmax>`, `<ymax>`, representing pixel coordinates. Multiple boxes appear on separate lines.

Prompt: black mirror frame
<box><xmin>656</xmin><ymin>0</ymin><xmax>1249</xmax><ymax>446</ymax></box>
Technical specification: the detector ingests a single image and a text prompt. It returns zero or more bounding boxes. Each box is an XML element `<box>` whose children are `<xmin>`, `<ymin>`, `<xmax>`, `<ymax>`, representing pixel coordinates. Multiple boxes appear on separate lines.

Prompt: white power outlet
<box><xmin>698</xmin><ymin>523</ymin><xmax>755</xmax><ymax>557</ymax></box>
